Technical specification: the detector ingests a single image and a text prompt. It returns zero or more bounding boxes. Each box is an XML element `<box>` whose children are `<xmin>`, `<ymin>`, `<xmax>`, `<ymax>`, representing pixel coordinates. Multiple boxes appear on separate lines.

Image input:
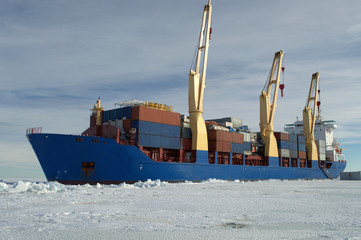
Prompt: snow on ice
<box><xmin>0</xmin><ymin>179</ymin><xmax>360</xmax><ymax>240</ymax></box>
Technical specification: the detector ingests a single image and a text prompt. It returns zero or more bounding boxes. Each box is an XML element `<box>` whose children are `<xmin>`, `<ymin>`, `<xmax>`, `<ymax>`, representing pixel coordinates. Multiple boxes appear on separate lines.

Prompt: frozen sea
<box><xmin>0</xmin><ymin>179</ymin><xmax>360</xmax><ymax>240</ymax></box>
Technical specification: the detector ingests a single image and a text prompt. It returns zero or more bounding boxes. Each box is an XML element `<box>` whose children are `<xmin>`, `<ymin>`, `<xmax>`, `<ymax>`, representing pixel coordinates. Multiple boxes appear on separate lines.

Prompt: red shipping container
<box><xmin>222</xmin><ymin>141</ymin><xmax>231</xmax><ymax>152</ymax></box>
<box><xmin>274</xmin><ymin>132</ymin><xmax>290</xmax><ymax>141</ymax></box>
<box><xmin>208</xmin><ymin>140</ymin><xmax>231</xmax><ymax>152</ymax></box>
<box><xmin>208</xmin><ymin>130</ymin><xmax>219</xmax><ymax>141</ymax></box>
<box><xmin>131</xmin><ymin>105</ymin><xmax>180</xmax><ymax>126</ymax></box>
<box><xmin>224</xmin><ymin>131</ymin><xmax>232</xmax><ymax>143</ymax></box>
<box><xmin>231</xmin><ymin>132</ymin><xmax>244</xmax><ymax>144</ymax></box>
<box><xmin>182</xmin><ymin>139</ymin><xmax>192</xmax><ymax>151</ymax></box>
<box><xmin>123</xmin><ymin>119</ymin><xmax>132</xmax><ymax>132</ymax></box>
<box><xmin>298</xmin><ymin>151</ymin><xmax>306</xmax><ymax>159</ymax></box>
<box><xmin>90</xmin><ymin>115</ymin><xmax>96</xmax><ymax>127</ymax></box>
<box><xmin>208</xmin><ymin>140</ymin><xmax>222</xmax><ymax>152</ymax></box>
<box><xmin>208</xmin><ymin>130</ymin><xmax>232</xmax><ymax>142</ymax></box>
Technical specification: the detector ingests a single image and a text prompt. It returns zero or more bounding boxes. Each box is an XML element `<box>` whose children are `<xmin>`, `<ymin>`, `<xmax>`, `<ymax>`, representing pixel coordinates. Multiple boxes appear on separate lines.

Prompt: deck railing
<box><xmin>26</xmin><ymin>127</ymin><xmax>43</xmax><ymax>135</ymax></box>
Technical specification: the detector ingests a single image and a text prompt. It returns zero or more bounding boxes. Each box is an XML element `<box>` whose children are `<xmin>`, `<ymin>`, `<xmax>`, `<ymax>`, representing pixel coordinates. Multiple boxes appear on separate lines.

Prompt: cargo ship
<box><xmin>26</xmin><ymin>0</ymin><xmax>346</xmax><ymax>184</ymax></box>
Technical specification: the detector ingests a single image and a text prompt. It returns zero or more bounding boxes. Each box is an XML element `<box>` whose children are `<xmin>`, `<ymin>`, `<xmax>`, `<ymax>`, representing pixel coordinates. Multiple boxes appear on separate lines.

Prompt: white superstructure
<box><xmin>284</xmin><ymin>117</ymin><xmax>345</xmax><ymax>162</ymax></box>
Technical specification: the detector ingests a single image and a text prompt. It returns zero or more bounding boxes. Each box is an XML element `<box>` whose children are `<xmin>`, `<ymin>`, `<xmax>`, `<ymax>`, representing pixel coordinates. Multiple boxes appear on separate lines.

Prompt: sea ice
<box><xmin>0</xmin><ymin>179</ymin><xmax>360</xmax><ymax>240</ymax></box>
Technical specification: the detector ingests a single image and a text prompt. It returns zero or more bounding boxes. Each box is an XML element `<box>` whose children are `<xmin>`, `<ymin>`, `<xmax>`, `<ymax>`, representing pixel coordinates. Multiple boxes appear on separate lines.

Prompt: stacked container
<box><xmin>274</xmin><ymin>132</ymin><xmax>290</xmax><ymax>158</ymax></box>
<box><xmin>180</xmin><ymin>115</ymin><xmax>191</xmax><ymax>151</ymax></box>
<box><xmin>131</xmin><ymin>105</ymin><xmax>181</xmax><ymax>149</ymax></box>
<box><xmin>315</xmin><ymin>139</ymin><xmax>326</xmax><ymax>161</ymax></box>
<box><xmin>208</xmin><ymin>130</ymin><xmax>232</xmax><ymax>152</ymax></box>
<box><xmin>297</xmin><ymin>135</ymin><xmax>306</xmax><ymax>167</ymax></box>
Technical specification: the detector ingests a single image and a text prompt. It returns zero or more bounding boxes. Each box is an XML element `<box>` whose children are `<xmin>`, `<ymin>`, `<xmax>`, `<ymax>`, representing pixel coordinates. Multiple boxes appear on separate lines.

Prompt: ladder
<box><xmin>322</xmin><ymin>168</ymin><xmax>333</xmax><ymax>179</ymax></box>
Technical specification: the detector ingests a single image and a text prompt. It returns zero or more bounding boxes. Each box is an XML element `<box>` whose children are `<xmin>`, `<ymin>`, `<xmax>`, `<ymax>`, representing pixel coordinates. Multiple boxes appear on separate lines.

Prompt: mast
<box><xmin>259</xmin><ymin>50</ymin><xmax>284</xmax><ymax>157</ymax></box>
<box><xmin>188</xmin><ymin>0</ymin><xmax>212</xmax><ymax>161</ymax></box>
<box><xmin>303</xmin><ymin>72</ymin><xmax>320</xmax><ymax>162</ymax></box>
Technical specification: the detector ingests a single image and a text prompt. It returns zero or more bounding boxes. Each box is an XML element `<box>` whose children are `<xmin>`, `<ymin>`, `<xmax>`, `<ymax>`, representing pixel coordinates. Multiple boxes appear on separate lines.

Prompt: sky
<box><xmin>1</xmin><ymin>0</ymin><xmax>360</xmax><ymax>178</ymax></box>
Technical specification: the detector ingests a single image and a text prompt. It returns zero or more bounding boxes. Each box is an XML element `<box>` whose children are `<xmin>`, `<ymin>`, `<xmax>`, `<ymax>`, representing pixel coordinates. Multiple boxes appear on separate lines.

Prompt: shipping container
<box><xmin>109</xmin><ymin>109</ymin><xmax>116</xmax><ymax>121</ymax></box>
<box><xmin>277</xmin><ymin>140</ymin><xmax>289</xmax><ymax>149</ymax></box>
<box><xmin>298</xmin><ymin>143</ymin><xmax>306</xmax><ymax>152</ymax></box>
<box><xmin>289</xmin><ymin>142</ymin><xmax>298</xmax><ymax>150</ymax></box>
<box><xmin>274</xmin><ymin>132</ymin><xmax>290</xmax><ymax>141</ymax></box>
<box><xmin>102</xmin><ymin>110</ymin><xmax>110</xmax><ymax>123</ymax></box>
<box><xmin>340</xmin><ymin>171</ymin><xmax>361</xmax><ymax>180</ymax></box>
<box><xmin>231</xmin><ymin>143</ymin><xmax>243</xmax><ymax>153</ymax></box>
<box><xmin>137</xmin><ymin>134</ymin><xmax>180</xmax><ymax>149</ymax></box>
<box><xmin>290</xmin><ymin>150</ymin><xmax>298</xmax><ymax>158</ymax></box>
<box><xmin>279</xmin><ymin>149</ymin><xmax>290</xmax><ymax>158</ymax></box>
<box><xmin>297</xmin><ymin>135</ymin><xmax>305</xmax><ymax>144</ymax></box>
<box><xmin>132</xmin><ymin>120</ymin><xmax>180</xmax><ymax>138</ymax></box>
<box><xmin>243</xmin><ymin>132</ymin><xmax>251</xmax><ymax>142</ymax></box>
<box><xmin>123</xmin><ymin>106</ymin><xmax>132</xmax><ymax>119</ymax></box>
<box><xmin>298</xmin><ymin>151</ymin><xmax>306</xmax><ymax>159</ymax></box>
<box><xmin>116</xmin><ymin>108</ymin><xmax>123</xmax><ymax>120</ymax></box>
<box><xmin>132</xmin><ymin>105</ymin><xmax>180</xmax><ymax>126</ymax></box>
<box><xmin>182</xmin><ymin>127</ymin><xmax>192</xmax><ymax>139</ymax></box>
<box><xmin>243</xmin><ymin>142</ymin><xmax>251</xmax><ymax>151</ymax></box>
<box><xmin>231</xmin><ymin>132</ymin><xmax>244</xmax><ymax>144</ymax></box>
<box><xmin>319</xmin><ymin>153</ymin><xmax>326</xmax><ymax>161</ymax></box>
<box><xmin>208</xmin><ymin>140</ymin><xmax>231</xmax><ymax>152</ymax></box>
<box><xmin>208</xmin><ymin>130</ymin><xmax>232</xmax><ymax>142</ymax></box>
<box><xmin>289</xmin><ymin>134</ymin><xmax>297</xmax><ymax>143</ymax></box>
<box><xmin>123</xmin><ymin>119</ymin><xmax>132</xmax><ymax>132</ymax></box>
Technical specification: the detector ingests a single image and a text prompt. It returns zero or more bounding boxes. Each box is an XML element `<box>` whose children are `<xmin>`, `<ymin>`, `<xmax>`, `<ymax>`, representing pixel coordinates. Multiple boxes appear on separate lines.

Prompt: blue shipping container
<box><xmin>182</xmin><ymin>127</ymin><xmax>192</xmax><ymax>139</ymax></box>
<box><xmin>123</xmin><ymin>107</ymin><xmax>132</xmax><ymax>119</ymax></box>
<box><xmin>289</xmin><ymin>134</ymin><xmax>297</xmax><ymax>143</ymax></box>
<box><xmin>109</xmin><ymin>109</ymin><xmax>116</xmax><ymax>121</ymax></box>
<box><xmin>102</xmin><ymin>110</ymin><xmax>110</xmax><ymax>122</ymax></box>
<box><xmin>277</xmin><ymin>140</ymin><xmax>289</xmax><ymax>149</ymax></box>
<box><xmin>298</xmin><ymin>143</ymin><xmax>306</xmax><ymax>152</ymax></box>
<box><xmin>289</xmin><ymin>142</ymin><xmax>298</xmax><ymax>150</ymax></box>
<box><xmin>116</xmin><ymin>108</ymin><xmax>123</xmax><ymax>120</ymax></box>
<box><xmin>137</xmin><ymin>134</ymin><xmax>180</xmax><ymax>149</ymax></box>
<box><xmin>290</xmin><ymin>150</ymin><xmax>298</xmax><ymax>158</ymax></box>
<box><xmin>231</xmin><ymin>142</ymin><xmax>251</xmax><ymax>153</ymax></box>
<box><xmin>231</xmin><ymin>143</ymin><xmax>244</xmax><ymax>153</ymax></box>
<box><xmin>297</xmin><ymin>135</ymin><xmax>305</xmax><ymax>144</ymax></box>
<box><xmin>132</xmin><ymin>120</ymin><xmax>180</xmax><ymax>138</ymax></box>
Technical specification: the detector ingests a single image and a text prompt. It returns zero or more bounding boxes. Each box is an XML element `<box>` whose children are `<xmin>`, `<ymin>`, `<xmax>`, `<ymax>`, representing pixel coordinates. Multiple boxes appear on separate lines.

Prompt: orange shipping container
<box><xmin>131</xmin><ymin>105</ymin><xmax>180</xmax><ymax>126</ymax></box>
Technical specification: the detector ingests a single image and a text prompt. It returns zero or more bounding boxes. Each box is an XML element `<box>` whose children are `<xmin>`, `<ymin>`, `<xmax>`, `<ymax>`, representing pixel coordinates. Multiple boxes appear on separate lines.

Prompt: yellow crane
<box><xmin>91</xmin><ymin>97</ymin><xmax>104</xmax><ymax>136</ymax></box>
<box><xmin>259</xmin><ymin>50</ymin><xmax>284</xmax><ymax>158</ymax></box>
<box><xmin>303</xmin><ymin>72</ymin><xmax>320</xmax><ymax>163</ymax></box>
<box><xmin>188</xmin><ymin>0</ymin><xmax>212</xmax><ymax>159</ymax></box>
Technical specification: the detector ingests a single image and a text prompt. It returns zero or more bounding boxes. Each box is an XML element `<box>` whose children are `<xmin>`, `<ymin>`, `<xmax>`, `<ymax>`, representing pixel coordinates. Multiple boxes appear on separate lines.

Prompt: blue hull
<box><xmin>27</xmin><ymin>133</ymin><xmax>346</xmax><ymax>184</ymax></box>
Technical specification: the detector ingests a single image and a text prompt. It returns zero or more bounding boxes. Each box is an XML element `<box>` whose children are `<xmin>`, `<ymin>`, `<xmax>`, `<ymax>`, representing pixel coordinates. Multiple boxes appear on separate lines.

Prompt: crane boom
<box><xmin>188</xmin><ymin>0</ymin><xmax>212</xmax><ymax>160</ymax></box>
<box><xmin>303</xmin><ymin>72</ymin><xmax>319</xmax><ymax>161</ymax></box>
<box><xmin>259</xmin><ymin>50</ymin><xmax>284</xmax><ymax>157</ymax></box>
